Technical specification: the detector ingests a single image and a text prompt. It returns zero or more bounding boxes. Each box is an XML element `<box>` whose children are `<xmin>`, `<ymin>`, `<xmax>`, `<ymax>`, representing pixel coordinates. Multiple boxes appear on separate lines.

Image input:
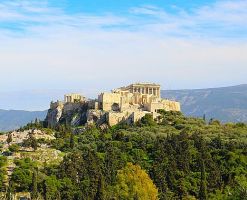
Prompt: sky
<box><xmin>0</xmin><ymin>0</ymin><xmax>247</xmax><ymax>110</ymax></box>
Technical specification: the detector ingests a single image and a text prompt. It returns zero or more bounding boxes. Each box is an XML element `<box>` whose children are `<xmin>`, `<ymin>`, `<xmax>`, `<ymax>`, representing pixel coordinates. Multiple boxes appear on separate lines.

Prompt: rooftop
<box><xmin>128</xmin><ymin>83</ymin><xmax>161</xmax><ymax>87</ymax></box>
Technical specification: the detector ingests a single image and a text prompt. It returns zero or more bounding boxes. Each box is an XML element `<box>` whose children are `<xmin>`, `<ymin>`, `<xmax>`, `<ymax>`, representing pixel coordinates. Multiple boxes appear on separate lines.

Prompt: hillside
<box><xmin>1</xmin><ymin>112</ymin><xmax>247</xmax><ymax>199</ymax></box>
<box><xmin>0</xmin><ymin>110</ymin><xmax>47</xmax><ymax>132</ymax></box>
<box><xmin>162</xmin><ymin>84</ymin><xmax>247</xmax><ymax>122</ymax></box>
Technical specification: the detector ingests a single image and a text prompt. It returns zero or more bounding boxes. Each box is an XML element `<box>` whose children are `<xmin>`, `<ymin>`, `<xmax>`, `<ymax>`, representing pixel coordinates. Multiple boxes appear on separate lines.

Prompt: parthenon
<box><xmin>118</xmin><ymin>83</ymin><xmax>161</xmax><ymax>98</ymax></box>
<box><xmin>97</xmin><ymin>82</ymin><xmax>181</xmax><ymax>126</ymax></box>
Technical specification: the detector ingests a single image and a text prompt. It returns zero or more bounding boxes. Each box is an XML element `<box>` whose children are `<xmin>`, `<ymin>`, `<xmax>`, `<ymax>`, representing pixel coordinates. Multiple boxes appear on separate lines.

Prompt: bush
<box><xmin>0</xmin><ymin>156</ymin><xmax>7</xmax><ymax>167</ymax></box>
<box><xmin>139</xmin><ymin>114</ymin><xmax>156</xmax><ymax>126</ymax></box>
<box><xmin>235</xmin><ymin>122</ymin><xmax>246</xmax><ymax>128</ymax></box>
<box><xmin>9</xmin><ymin>144</ymin><xmax>20</xmax><ymax>152</ymax></box>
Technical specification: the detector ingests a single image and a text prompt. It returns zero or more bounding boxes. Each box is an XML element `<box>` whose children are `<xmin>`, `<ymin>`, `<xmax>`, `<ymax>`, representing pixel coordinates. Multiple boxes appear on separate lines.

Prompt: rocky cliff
<box><xmin>44</xmin><ymin>102</ymin><xmax>107</xmax><ymax>128</ymax></box>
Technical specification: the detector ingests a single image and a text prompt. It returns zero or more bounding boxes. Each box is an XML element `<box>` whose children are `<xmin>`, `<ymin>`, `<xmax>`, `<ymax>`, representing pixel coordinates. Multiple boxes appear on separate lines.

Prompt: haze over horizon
<box><xmin>0</xmin><ymin>83</ymin><xmax>246</xmax><ymax>111</ymax></box>
<box><xmin>1</xmin><ymin>0</ymin><xmax>247</xmax><ymax>110</ymax></box>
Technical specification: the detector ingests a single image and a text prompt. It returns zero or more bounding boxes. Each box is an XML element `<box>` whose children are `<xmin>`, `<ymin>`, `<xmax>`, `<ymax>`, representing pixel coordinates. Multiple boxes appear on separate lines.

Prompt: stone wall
<box><xmin>64</xmin><ymin>93</ymin><xmax>85</xmax><ymax>103</ymax></box>
<box><xmin>50</xmin><ymin>101</ymin><xmax>64</xmax><ymax>109</ymax></box>
<box><xmin>107</xmin><ymin>110</ymin><xmax>149</xmax><ymax>126</ymax></box>
<box><xmin>162</xmin><ymin>99</ymin><xmax>181</xmax><ymax>111</ymax></box>
<box><xmin>88</xmin><ymin>100</ymin><xmax>99</xmax><ymax>110</ymax></box>
<box><xmin>98</xmin><ymin>92</ymin><xmax>122</xmax><ymax>111</ymax></box>
<box><xmin>144</xmin><ymin>99</ymin><xmax>180</xmax><ymax>113</ymax></box>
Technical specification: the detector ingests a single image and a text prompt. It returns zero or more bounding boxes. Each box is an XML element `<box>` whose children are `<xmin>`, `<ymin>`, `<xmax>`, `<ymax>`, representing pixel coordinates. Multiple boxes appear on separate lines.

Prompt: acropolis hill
<box><xmin>45</xmin><ymin>83</ymin><xmax>181</xmax><ymax>128</ymax></box>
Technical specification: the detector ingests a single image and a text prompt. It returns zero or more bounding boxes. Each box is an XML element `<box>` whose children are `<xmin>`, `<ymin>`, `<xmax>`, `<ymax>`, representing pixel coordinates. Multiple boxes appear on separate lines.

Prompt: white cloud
<box><xmin>129</xmin><ymin>1</ymin><xmax>247</xmax><ymax>39</ymax></box>
<box><xmin>0</xmin><ymin>0</ymin><xmax>247</xmax><ymax>109</ymax></box>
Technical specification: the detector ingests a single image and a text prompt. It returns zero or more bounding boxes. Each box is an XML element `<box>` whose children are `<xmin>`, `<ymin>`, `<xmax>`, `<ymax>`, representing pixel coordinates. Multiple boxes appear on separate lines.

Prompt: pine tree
<box><xmin>199</xmin><ymin>137</ymin><xmax>207</xmax><ymax>200</ymax></box>
<box><xmin>35</xmin><ymin>118</ymin><xmax>39</xmax><ymax>127</ymax></box>
<box><xmin>31</xmin><ymin>169</ymin><xmax>38</xmax><ymax>200</ymax></box>
<box><xmin>69</xmin><ymin>133</ymin><xmax>75</xmax><ymax>149</ymax></box>
<box><xmin>6</xmin><ymin>133</ymin><xmax>12</xmax><ymax>146</ymax></box>
<box><xmin>6</xmin><ymin>181</ymin><xmax>13</xmax><ymax>200</ymax></box>
<box><xmin>95</xmin><ymin>174</ymin><xmax>105</xmax><ymax>200</ymax></box>
<box><xmin>30</xmin><ymin>136</ymin><xmax>38</xmax><ymax>151</ymax></box>
<box><xmin>199</xmin><ymin>158</ymin><xmax>207</xmax><ymax>200</ymax></box>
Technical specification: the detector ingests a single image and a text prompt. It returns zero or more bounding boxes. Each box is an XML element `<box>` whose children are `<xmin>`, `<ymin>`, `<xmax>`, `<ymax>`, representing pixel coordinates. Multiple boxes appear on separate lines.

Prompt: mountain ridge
<box><xmin>162</xmin><ymin>84</ymin><xmax>247</xmax><ymax>123</ymax></box>
<box><xmin>168</xmin><ymin>84</ymin><xmax>247</xmax><ymax>91</ymax></box>
<box><xmin>0</xmin><ymin>109</ymin><xmax>47</xmax><ymax>132</ymax></box>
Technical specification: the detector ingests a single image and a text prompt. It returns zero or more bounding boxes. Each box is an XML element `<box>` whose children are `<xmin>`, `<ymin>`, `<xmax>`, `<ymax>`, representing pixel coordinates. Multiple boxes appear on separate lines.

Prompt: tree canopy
<box><xmin>1</xmin><ymin>111</ymin><xmax>247</xmax><ymax>199</ymax></box>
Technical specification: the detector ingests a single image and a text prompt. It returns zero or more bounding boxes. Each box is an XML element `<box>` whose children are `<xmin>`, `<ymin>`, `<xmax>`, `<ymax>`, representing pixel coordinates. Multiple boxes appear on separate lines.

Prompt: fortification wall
<box><xmin>144</xmin><ymin>100</ymin><xmax>181</xmax><ymax>112</ymax></box>
<box><xmin>50</xmin><ymin>101</ymin><xmax>64</xmax><ymax>109</ymax></box>
<box><xmin>161</xmin><ymin>100</ymin><xmax>181</xmax><ymax>111</ymax></box>
<box><xmin>63</xmin><ymin>102</ymin><xmax>84</xmax><ymax>113</ymax></box>
<box><xmin>99</xmin><ymin>92</ymin><xmax>122</xmax><ymax>111</ymax></box>
<box><xmin>107</xmin><ymin>110</ymin><xmax>149</xmax><ymax>126</ymax></box>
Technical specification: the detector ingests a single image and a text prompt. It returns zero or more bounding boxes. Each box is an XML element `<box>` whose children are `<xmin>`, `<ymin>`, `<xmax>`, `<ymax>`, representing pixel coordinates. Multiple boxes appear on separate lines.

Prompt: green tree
<box><xmin>30</xmin><ymin>136</ymin><xmax>38</xmax><ymax>151</ymax></box>
<box><xmin>198</xmin><ymin>138</ymin><xmax>207</xmax><ymax>200</ymax></box>
<box><xmin>6</xmin><ymin>181</ymin><xmax>14</xmax><ymax>200</ymax></box>
<box><xmin>113</xmin><ymin>162</ymin><xmax>159</xmax><ymax>200</ymax></box>
<box><xmin>95</xmin><ymin>174</ymin><xmax>105</xmax><ymax>200</ymax></box>
<box><xmin>44</xmin><ymin>176</ymin><xmax>61</xmax><ymax>200</ymax></box>
<box><xmin>31</xmin><ymin>169</ymin><xmax>38</xmax><ymax>200</ymax></box>
<box><xmin>11</xmin><ymin>158</ymin><xmax>36</xmax><ymax>192</ymax></box>
<box><xmin>22</xmin><ymin>135</ymin><xmax>38</xmax><ymax>151</ymax></box>
<box><xmin>228</xmin><ymin>175</ymin><xmax>247</xmax><ymax>200</ymax></box>
<box><xmin>69</xmin><ymin>133</ymin><xmax>75</xmax><ymax>149</ymax></box>
<box><xmin>139</xmin><ymin>114</ymin><xmax>156</xmax><ymax>126</ymax></box>
<box><xmin>58</xmin><ymin>149</ymin><xmax>103</xmax><ymax>200</ymax></box>
<box><xmin>199</xmin><ymin>158</ymin><xmax>207</xmax><ymax>200</ymax></box>
<box><xmin>6</xmin><ymin>133</ymin><xmax>12</xmax><ymax>145</ymax></box>
<box><xmin>8</xmin><ymin>144</ymin><xmax>20</xmax><ymax>152</ymax></box>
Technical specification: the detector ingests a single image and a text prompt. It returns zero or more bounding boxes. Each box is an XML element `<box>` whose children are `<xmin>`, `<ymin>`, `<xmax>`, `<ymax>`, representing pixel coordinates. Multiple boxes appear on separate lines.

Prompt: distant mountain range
<box><xmin>0</xmin><ymin>110</ymin><xmax>47</xmax><ymax>132</ymax></box>
<box><xmin>162</xmin><ymin>84</ymin><xmax>247</xmax><ymax>123</ymax></box>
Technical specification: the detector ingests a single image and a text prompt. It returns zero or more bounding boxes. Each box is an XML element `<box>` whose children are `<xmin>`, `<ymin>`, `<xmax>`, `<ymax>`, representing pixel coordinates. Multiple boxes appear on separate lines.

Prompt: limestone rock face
<box><xmin>71</xmin><ymin>113</ymin><xmax>82</xmax><ymax>127</ymax></box>
<box><xmin>45</xmin><ymin>104</ymin><xmax>63</xmax><ymax>128</ymax></box>
<box><xmin>45</xmin><ymin>102</ymin><xmax>107</xmax><ymax>128</ymax></box>
<box><xmin>86</xmin><ymin>109</ymin><xmax>106</xmax><ymax>125</ymax></box>
<box><xmin>45</xmin><ymin>102</ymin><xmax>88</xmax><ymax>128</ymax></box>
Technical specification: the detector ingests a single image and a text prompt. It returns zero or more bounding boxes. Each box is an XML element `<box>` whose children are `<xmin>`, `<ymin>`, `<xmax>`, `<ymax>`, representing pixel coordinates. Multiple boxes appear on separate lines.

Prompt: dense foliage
<box><xmin>2</xmin><ymin>111</ymin><xmax>247</xmax><ymax>199</ymax></box>
<box><xmin>0</xmin><ymin>156</ymin><xmax>7</xmax><ymax>190</ymax></box>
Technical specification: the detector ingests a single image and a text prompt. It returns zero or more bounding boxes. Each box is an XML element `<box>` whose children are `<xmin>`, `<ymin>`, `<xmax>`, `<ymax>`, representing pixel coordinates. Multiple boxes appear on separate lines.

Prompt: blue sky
<box><xmin>0</xmin><ymin>0</ymin><xmax>247</xmax><ymax>110</ymax></box>
<box><xmin>58</xmin><ymin>0</ymin><xmax>216</xmax><ymax>14</ymax></box>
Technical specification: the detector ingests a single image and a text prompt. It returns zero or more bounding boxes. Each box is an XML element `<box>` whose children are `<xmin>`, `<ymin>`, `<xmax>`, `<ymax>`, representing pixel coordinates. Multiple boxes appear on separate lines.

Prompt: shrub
<box><xmin>9</xmin><ymin>144</ymin><xmax>20</xmax><ymax>152</ymax></box>
<box><xmin>139</xmin><ymin>114</ymin><xmax>156</xmax><ymax>126</ymax></box>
